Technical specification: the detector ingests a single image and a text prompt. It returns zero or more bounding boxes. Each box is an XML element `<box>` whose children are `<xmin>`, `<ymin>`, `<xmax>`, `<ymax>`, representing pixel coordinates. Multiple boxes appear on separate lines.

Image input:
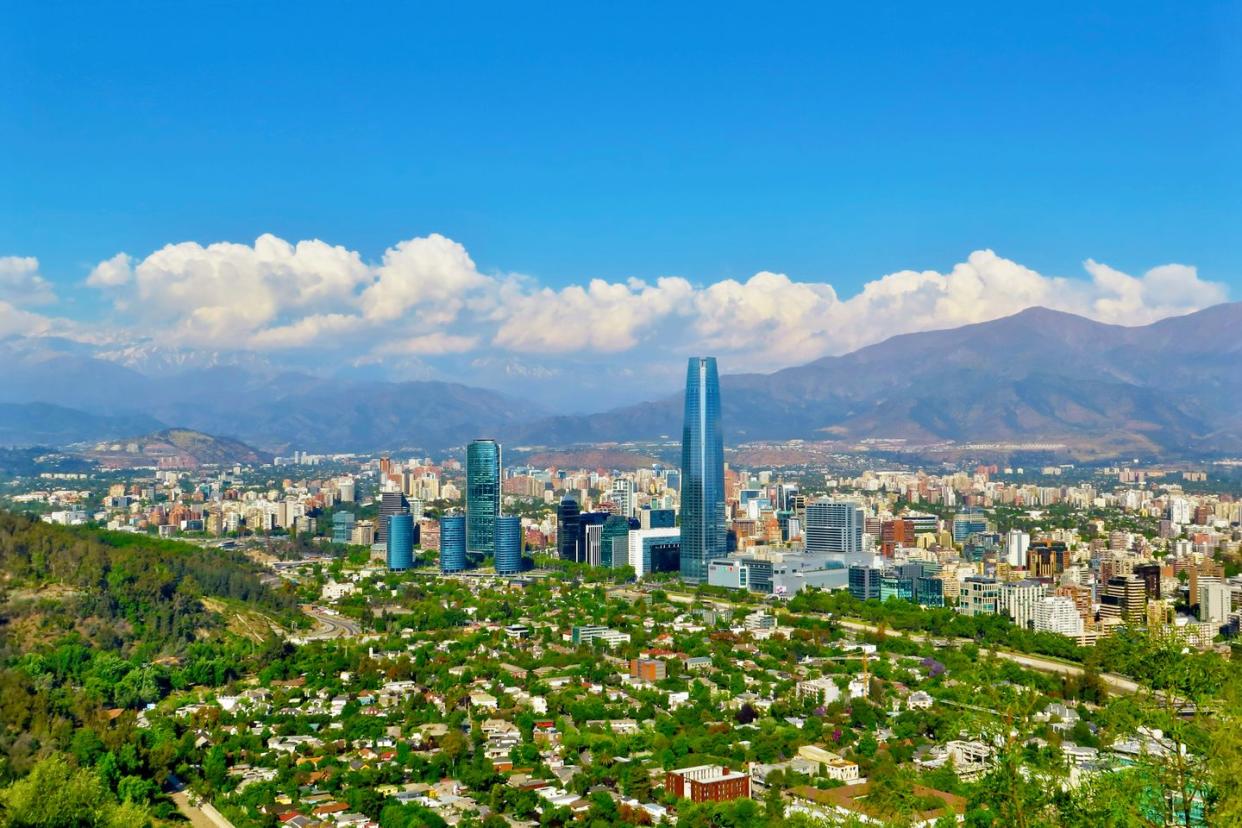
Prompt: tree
<box><xmin>440</xmin><ymin>729</ymin><xmax>469</xmax><ymax>767</ymax></box>
<box><xmin>202</xmin><ymin>745</ymin><xmax>228</xmax><ymax>792</ymax></box>
<box><xmin>764</xmin><ymin>785</ymin><xmax>784</xmax><ymax>821</ymax></box>
<box><xmin>0</xmin><ymin>753</ymin><xmax>152</xmax><ymax>828</ymax></box>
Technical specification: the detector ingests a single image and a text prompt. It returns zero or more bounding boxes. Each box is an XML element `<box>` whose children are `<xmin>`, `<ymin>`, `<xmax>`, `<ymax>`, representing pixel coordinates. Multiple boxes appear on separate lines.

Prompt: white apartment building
<box><xmin>1034</xmin><ymin>596</ymin><xmax>1084</xmax><ymax>637</ymax></box>
<box><xmin>998</xmin><ymin>580</ymin><xmax>1045</xmax><ymax>629</ymax></box>
<box><xmin>1199</xmin><ymin>582</ymin><xmax>1232</xmax><ymax>624</ymax></box>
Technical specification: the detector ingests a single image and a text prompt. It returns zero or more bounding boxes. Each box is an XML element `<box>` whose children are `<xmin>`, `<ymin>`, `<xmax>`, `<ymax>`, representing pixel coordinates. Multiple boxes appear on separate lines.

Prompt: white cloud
<box><xmin>692</xmin><ymin>271</ymin><xmax>838</xmax><ymax>363</ymax></box>
<box><xmin>360</xmin><ymin>234</ymin><xmax>491</xmax><ymax>324</ymax></box>
<box><xmin>126</xmin><ymin>234</ymin><xmax>371</xmax><ymax>346</ymax></box>
<box><xmin>0</xmin><ymin>301</ymin><xmax>53</xmax><ymax>338</ymax></box>
<box><xmin>373</xmin><ymin>333</ymin><xmax>480</xmax><ymax>356</ymax></box>
<box><xmin>0</xmin><ymin>256</ymin><xmax>57</xmax><ymax>306</ymax></box>
<box><xmin>76</xmin><ymin>235</ymin><xmax>1230</xmax><ymax>382</ymax></box>
<box><xmin>247</xmin><ymin>313</ymin><xmax>366</xmax><ymax>350</ymax></box>
<box><xmin>1082</xmin><ymin>259</ymin><xmax>1227</xmax><ymax>324</ymax></box>
<box><xmin>85</xmin><ymin>252</ymin><xmax>133</xmax><ymax>287</ymax></box>
<box><xmin>493</xmin><ymin>276</ymin><xmax>695</xmax><ymax>353</ymax></box>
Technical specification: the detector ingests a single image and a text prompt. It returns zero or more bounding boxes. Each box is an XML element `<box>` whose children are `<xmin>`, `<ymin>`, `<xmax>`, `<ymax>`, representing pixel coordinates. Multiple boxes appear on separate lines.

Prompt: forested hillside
<box><xmin>0</xmin><ymin>511</ymin><xmax>303</xmax><ymax>824</ymax></box>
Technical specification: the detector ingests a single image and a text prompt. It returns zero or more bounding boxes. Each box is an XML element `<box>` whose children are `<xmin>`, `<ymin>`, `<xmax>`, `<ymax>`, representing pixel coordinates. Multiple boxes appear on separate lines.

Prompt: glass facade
<box><xmin>848</xmin><ymin>565</ymin><xmax>882</xmax><ymax>601</ymax></box>
<box><xmin>376</xmin><ymin>490</ymin><xmax>408</xmax><ymax>545</ymax></box>
<box><xmin>331</xmin><ymin>511</ymin><xmax>355</xmax><ymax>544</ymax></box>
<box><xmin>439</xmin><ymin>515</ymin><xmax>467</xmax><ymax>573</ymax></box>
<box><xmin>386</xmin><ymin>513</ymin><xmax>414</xmax><ymax>571</ymax></box>
<box><xmin>494</xmin><ymin>515</ymin><xmax>522</xmax><ymax>575</ymax></box>
<box><xmin>952</xmin><ymin>508</ymin><xmax>989</xmax><ymax>543</ymax></box>
<box><xmin>466</xmin><ymin>439</ymin><xmax>501</xmax><ymax>557</ymax></box>
<box><xmin>556</xmin><ymin>496</ymin><xmax>580</xmax><ymax>561</ymax></box>
<box><xmin>600</xmin><ymin>515</ymin><xmax>635</xmax><ymax>568</ymax></box>
<box><xmin>679</xmin><ymin>356</ymin><xmax>725</xmax><ymax>583</ymax></box>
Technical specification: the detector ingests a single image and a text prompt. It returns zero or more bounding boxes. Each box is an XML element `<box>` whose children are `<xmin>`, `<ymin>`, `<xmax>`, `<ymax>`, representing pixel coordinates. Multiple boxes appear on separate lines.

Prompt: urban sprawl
<box><xmin>4</xmin><ymin>357</ymin><xmax>1240</xmax><ymax>828</ymax></box>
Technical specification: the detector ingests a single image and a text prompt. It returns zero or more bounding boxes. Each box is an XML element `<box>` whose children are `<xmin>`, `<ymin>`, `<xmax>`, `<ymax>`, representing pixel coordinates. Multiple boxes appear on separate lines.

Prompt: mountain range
<box><xmin>0</xmin><ymin>303</ymin><xmax>1238</xmax><ymax>458</ymax></box>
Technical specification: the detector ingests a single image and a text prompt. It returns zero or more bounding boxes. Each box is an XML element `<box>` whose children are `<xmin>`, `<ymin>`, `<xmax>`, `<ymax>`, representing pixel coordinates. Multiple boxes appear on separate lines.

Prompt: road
<box><xmin>650</xmin><ymin>588</ymin><xmax>1145</xmax><ymax>696</ymax></box>
<box><xmin>833</xmin><ymin>618</ymin><xmax>1141</xmax><ymax>694</ymax></box>
<box><xmin>168</xmin><ymin>777</ymin><xmax>235</xmax><ymax>828</ymax></box>
<box><xmin>296</xmin><ymin>604</ymin><xmax>362</xmax><ymax>641</ymax></box>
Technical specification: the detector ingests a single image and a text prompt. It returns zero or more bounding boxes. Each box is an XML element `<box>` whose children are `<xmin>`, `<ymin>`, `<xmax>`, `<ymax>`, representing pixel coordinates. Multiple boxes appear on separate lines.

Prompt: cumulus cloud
<box><xmin>360</xmin><ymin>234</ymin><xmax>490</xmax><ymax>324</ymax></box>
<box><xmin>117</xmin><ymin>234</ymin><xmax>370</xmax><ymax>346</ymax></box>
<box><xmin>493</xmin><ymin>277</ymin><xmax>695</xmax><ymax>353</ymax></box>
<box><xmin>85</xmin><ymin>252</ymin><xmax>133</xmax><ymax>288</ymax></box>
<box><xmin>74</xmin><ymin>235</ymin><xmax>1230</xmax><ymax>381</ymax></box>
<box><xmin>0</xmin><ymin>256</ymin><xmax>57</xmax><ymax>306</ymax></box>
<box><xmin>1082</xmin><ymin>259</ymin><xmax>1227</xmax><ymax>324</ymax></box>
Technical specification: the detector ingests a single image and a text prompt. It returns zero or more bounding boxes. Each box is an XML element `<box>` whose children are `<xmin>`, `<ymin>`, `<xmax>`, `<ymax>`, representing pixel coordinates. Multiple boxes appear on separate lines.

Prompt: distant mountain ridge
<box><xmin>0</xmin><ymin>403</ymin><xmax>165</xmax><ymax>447</ymax></box>
<box><xmin>0</xmin><ymin>303</ymin><xmax>1239</xmax><ymax>457</ymax></box>
<box><xmin>508</xmin><ymin>303</ymin><xmax>1242</xmax><ymax>456</ymax></box>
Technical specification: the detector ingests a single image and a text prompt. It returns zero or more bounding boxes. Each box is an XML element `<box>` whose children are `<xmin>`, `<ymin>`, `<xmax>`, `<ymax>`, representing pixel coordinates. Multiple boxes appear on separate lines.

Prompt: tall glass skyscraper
<box><xmin>494</xmin><ymin>515</ymin><xmax>522</xmax><ymax>575</ymax></box>
<box><xmin>466</xmin><ymin>439</ymin><xmax>501</xmax><ymax>558</ymax></box>
<box><xmin>440</xmin><ymin>515</ymin><xmax>467</xmax><ymax>573</ymax></box>
<box><xmin>679</xmin><ymin>356</ymin><xmax>725</xmax><ymax>583</ymax></box>
<box><xmin>386</xmin><ymin>513</ymin><xmax>415</xmax><ymax>571</ymax></box>
<box><xmin>556</xmin><ymin>496</ymin><xmax>581</xmax><ymax>561</ymax></box>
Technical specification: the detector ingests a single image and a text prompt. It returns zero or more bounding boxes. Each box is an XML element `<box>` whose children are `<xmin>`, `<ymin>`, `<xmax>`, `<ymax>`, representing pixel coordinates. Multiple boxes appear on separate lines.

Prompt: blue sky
<box><xmin>0</xmin><ymin>2</ymin><xmax>1238</xmax><ymax>405</ymax></box>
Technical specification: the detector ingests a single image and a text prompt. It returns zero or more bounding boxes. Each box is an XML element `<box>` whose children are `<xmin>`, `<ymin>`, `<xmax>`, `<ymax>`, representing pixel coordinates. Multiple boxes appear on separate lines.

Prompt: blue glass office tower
<box><xmin>557</xmin><ymin>496</ymin><xmax>581</xmax><ymax>561</ymax></box>
<box><xmin>331</xmin><ymin>511</ymin><xmax>355</xmax><ymax>544</ymax></box>
<box><xmin>466</xmin><ymin>439</ymin><xmax>501</xmax><ymax>558</ymax></box>
<box><xmin>680</xmin><ymin>357</ymin><xmax>725</xmax><ymax>583</ymax></box>
<box><xmin>494</xmin><ymin>515</ymin><xmax>522</xmax><ymax>576</ymax></box>
<box><xmin>440</xmin><ymin>515</ymin><xmax>467</xmax><ymax>573</ymax></box>
<box><xmin>387</xmin><ymin>513</ymin><xmax>415</xmax><ymax>571</ymax></box>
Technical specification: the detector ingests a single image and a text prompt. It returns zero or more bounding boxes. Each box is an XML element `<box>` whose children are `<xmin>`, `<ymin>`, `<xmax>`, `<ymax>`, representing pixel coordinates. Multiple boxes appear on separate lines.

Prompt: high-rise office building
<box><xmin>1005</xmin><ymin>529</ymin><xmax>1030</xmax><ymax>568</ymax></box>
<box><xmin>640</xmin><ymin>507</ymin><xmax>676</xmax><ymax>529</ymax></box>
<box><xmin>959</xmin><ymin>576</ymin><xmax>1000</xmax><ymax>616</ymax></box>
<box><xmin>680</xmin><ymin>357</ymin><xmax>725</xmax><ymax>583</ymax></box>
<box><xmin>805</xmin><ymin>500</ymin><xmax>865</xmax><ymax>565</ymax></box>
<box><xmin>331</xmin><ymin>511</ymin><xmax>355</xmax><ymax>544</ymax></box>
<box><xmin>600</xmin><ymin>515</ymin><xmax>636</xmax><ymax>568</ymax></box>
<box><xmin>952</xmin><ymin>508</ymin><xmax>989</xmax><ymax>543</ymax></box>
<box><xmin>440</xmin><ymin>515</ymin><xmax>467</xmax><ymax>573</ymax></box>
<box><xmin>376</xmin><ymin>490</ymin><xmax>408</xmax><ymax>545</ymax></box>
<box><xmin>386</xmin><ymin>513</ymin><xmax>415</xmax><ymax>571</ymax></box>
<box><xmin>466</xmin><ymin>439</ymin><xmax>501</xmax><ymax>558</ymax></box>
<box><xmin>494</xmin><ymin>515</ymin><xmax>522</xmax><ymax>575</ymax></box>
<box><xmin>1100</xmin><ymin>575</ymin><xmax>1147</xmax><ymax>623</ymax></box>
<box><xmin>557</xmin><ymin>496</ymin><xmax>581</xmax><ymax>561</ymax></box>
<box><xmin>848</xmin><ymin>565</ymin><xmax>882</xmax><ymax>601</ymax></box>
<box><xmin>612</xmin><ymin>478</ymin><xmax>636</xmax><ymax>519</ymax></box>
<box><xmin>627</xmin><ymin>528</ymin><xmax>681</xmax><ymax>579</ymax></box>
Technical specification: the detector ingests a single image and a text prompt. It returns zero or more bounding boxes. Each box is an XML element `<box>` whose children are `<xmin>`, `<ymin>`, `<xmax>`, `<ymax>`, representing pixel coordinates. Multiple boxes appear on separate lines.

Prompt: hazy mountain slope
<box><xmin>0</xmin><ymin>403</ymin><xmax>166</xmax><ymax>447</ymax></box>
<box><xmin>1</xmin><ymin>303</ymin><xmax>1238</xmax><ymax>455</ymax></box>
<box><xmin>516</xmin><ymin>303</ymin><xmax>1242</xmax><ymax>454</ymax></box>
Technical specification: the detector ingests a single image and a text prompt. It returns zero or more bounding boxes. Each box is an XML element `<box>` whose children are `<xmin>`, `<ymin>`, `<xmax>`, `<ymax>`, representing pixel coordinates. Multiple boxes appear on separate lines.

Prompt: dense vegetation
<box><xmin>788</xmin><ymin>588</ymin><xmax>1087</xmax><ymax>662</ymax></box>
<box><xmin>0</xmin><ymin>510</ymin><xmax>303</xmax><ymax>824</ymax></box>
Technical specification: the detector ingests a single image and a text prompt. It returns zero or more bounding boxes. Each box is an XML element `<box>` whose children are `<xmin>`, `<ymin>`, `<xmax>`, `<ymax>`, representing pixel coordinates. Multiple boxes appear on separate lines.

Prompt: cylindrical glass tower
<box><xmin>494</xmin><ymin>515</ymin><xmax>522</xmax><ymax>576</ymax></box>
<box><xmin>440</xmin><ymin>515</ymin><xmax>467</xmax><ymax>573</ymax></box>
<box><xmin>386</xmin><ymin>513</ymin><xmax>414</xmax><ymax>571</ymax></box>
<box><xmin>680</xmin><ymin>356</ymin><xmax>725</xmax><ymax>584</ymax></box>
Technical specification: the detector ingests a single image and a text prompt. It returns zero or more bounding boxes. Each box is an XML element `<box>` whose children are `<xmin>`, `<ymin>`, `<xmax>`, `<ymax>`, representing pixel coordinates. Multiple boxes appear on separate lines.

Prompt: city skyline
<box><xmin>3</xmin><ymin>5</ymin><xmax>1240</xmax><ymax>826</ymax></box>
